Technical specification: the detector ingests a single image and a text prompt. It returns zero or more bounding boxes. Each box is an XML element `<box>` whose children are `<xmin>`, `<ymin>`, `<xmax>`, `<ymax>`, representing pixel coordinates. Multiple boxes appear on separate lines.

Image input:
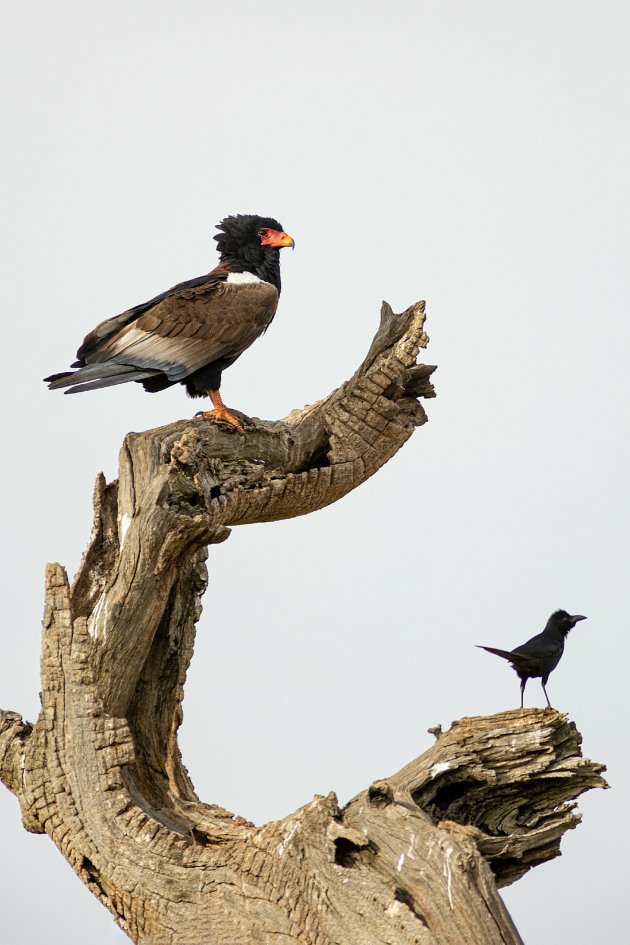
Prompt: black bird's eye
<box><xmin>257</xmin><ymin>228</ymin><xmax>269</xmax><ymax>238</ymax></box>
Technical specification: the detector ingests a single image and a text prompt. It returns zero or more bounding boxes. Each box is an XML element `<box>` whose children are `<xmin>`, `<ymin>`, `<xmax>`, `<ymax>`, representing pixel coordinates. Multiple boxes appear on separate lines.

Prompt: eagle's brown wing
<box><xmin>46</xmin><ymin>278</ymin><xmax>278</xmax><ymax>393</ymax></box>
<box><xmin>93</xmin><ymin>280</ymin><xmax>278</xmax><ymax>379</ymax></box>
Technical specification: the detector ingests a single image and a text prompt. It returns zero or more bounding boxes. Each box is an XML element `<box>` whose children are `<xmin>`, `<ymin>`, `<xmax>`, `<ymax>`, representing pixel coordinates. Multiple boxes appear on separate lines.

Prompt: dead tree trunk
<box><xmin>0</xmin><ymin>301</ymin><xmax>606</xmax><ymax>944</ymax></box>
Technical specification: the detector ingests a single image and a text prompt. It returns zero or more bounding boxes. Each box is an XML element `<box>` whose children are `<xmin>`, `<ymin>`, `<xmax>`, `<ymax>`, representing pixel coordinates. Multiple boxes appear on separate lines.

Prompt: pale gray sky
<box><xmin>1</xmin><ymin>2</ymin><xmax>628</xmax><ymax>942</ymax></box>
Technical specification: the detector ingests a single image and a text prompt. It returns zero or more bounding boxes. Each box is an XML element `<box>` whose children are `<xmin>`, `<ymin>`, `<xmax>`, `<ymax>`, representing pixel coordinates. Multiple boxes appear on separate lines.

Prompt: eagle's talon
<box><xmin>197</xmin><ymin>406</ymin><xmax>245</xmax><ymax>435</ymax></box>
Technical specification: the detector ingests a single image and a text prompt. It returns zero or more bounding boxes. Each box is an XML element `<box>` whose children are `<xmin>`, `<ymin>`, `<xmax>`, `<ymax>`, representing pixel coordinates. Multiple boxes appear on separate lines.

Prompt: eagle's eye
<box><xmin>257</xmin><ymin>228</ymin><xmax>269</xmax><ymax>238</ymax></box>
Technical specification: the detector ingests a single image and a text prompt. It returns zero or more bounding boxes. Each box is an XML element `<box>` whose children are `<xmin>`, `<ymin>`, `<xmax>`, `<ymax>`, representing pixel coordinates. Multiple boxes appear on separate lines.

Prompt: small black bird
<box><xmin>477</xmin><ymin>610</ymin><xmax>587</xmax><ymax>708</ymax></box>
<box><xmin>44</xmin><ymin>214</ymin><xmax>295</xmax><ymax>433</ymax></box>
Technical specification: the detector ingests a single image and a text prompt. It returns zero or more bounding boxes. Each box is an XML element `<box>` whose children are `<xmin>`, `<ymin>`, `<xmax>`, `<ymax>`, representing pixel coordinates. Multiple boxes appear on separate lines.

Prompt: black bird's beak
<box><xmin>570</xmin><ymin>615</ymin><xmax>587</xmax><ymax>625</ymax></box>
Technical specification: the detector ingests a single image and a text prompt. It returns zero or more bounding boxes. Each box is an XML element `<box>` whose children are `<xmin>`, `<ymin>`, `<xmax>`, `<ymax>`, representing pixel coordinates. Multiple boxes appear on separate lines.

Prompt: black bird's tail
<box><xmin>476</xmin><ymin>645</ymin><xmax>536</xmax><ymax>672</ymax></box>
<box><xmin>476</xmin><ymin>645</ymin><xmax>517</xmax><ymax>661</ymax></box>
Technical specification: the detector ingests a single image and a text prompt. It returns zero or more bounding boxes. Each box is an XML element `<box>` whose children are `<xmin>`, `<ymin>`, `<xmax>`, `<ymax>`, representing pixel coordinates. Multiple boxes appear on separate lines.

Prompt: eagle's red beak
<box><xmin>260</xmin><ymin>229</ymin><xmax>295</xmax><ymax>249</ymax></box>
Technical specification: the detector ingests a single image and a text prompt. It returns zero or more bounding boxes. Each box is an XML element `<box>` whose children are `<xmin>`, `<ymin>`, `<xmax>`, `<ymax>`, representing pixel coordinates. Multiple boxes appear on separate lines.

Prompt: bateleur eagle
<box><xmin>44</xmin><ymin>214</ymin><xmax>294</xmax><ymax>433</ymax></box>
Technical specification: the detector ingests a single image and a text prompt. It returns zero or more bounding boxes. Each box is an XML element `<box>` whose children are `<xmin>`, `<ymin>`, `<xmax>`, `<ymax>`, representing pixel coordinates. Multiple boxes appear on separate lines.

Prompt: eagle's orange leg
<box><xmin>197</xmin><ymin>389</ymin><xmax>245</xmax><ymax>435</ymax></box>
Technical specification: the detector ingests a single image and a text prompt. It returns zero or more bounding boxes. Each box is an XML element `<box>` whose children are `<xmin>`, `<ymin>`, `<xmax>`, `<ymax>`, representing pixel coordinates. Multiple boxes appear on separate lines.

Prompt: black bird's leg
<box><xmin>541</xmin><ymin>677</ymin><xmax>552</xmax><ymax>708</ymax></box>
<box><xmin>519</xmin><ymin>676</ymin><xmax>526</xmax><ymax>708</ymax></box>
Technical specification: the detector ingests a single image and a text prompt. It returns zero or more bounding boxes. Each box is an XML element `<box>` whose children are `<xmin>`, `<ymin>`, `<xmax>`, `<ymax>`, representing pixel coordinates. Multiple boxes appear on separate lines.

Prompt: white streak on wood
<box><xmin>397</xmin><ymin>853</ymin><xmax>405</xmax><ymax>872</ymax></box>
<box><xmin>443</xmin><ymin>845</ymin><xmax>454</xmax><ymax>909</ymax></box>
<box><xmin>430</xmin><ymin>761</ymin><xmax>451</xmax><ymax>778</ymax></box>
<box><xmin>119</xmin><ymin>513</ymin><xmax>132</xmax><ymax>550</ymax></box>
<box><xmin>278</xmin><ymin>820</ymin><xmax>299</xmax><ymax>856</ymax></box>
<box><xmin>406</xmin><ymin>833</ymin><xmax>416</xmax><ymax>859</ymax></box>
<box><xmin>89</xmin><ymin>592</ymin><xmax>109</xmax><ymax>641</ymax></box>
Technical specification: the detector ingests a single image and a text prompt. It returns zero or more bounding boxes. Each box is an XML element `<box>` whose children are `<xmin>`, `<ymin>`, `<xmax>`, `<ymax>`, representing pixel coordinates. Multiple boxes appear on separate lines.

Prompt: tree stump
<box><xmin>0</xmin><ymin>300</ymin><xmax>607</xmax><ymax>944</ymax></box>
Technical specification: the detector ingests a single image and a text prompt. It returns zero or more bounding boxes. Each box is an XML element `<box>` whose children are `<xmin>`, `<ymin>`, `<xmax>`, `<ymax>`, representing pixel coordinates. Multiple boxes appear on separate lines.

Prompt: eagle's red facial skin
<box><xmin>259</xmin><ymin>228</ymin><xmax>295</xmax><ymax>249</ymax></box>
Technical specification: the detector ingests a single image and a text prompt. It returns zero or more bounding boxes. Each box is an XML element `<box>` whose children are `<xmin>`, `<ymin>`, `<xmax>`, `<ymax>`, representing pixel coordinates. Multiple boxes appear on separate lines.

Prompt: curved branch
<box><xmin>80</xmin><ymin>298</ymin><xmax>432</xmax><ymax>719</ymax></box>
<box><xmin>0</xmin><ymin>299</ymin><xmax>606</xmax><ymax>945</ymax></box>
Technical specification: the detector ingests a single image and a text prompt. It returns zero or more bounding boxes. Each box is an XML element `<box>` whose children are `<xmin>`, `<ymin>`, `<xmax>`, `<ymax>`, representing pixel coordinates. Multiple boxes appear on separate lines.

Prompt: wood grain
<box><xmin>0</xmin><ymin>300</ymin><xmax>606</xmax><ymax>944</ymax></box>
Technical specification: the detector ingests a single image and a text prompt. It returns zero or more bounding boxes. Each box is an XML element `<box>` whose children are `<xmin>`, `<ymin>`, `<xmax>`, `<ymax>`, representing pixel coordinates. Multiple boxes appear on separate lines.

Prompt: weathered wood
<box><xmin>0</xmin><ymin>300</ymin><xmax>606</xmax><ymax>944</ymax></box>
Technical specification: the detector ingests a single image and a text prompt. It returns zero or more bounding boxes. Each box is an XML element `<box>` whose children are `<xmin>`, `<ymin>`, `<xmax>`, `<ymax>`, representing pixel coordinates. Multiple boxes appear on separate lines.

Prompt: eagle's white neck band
<box><xmin>226</xmin><ymin>271</ymin><xmax>263</xmax><ymax>284</ymax></box>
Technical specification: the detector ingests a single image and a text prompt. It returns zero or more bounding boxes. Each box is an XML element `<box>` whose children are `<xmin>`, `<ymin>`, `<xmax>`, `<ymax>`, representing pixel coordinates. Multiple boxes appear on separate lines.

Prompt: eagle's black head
<box><xmin>549</xmin><ymin>610</ymin><xmax>587</xmax><ymax>637</ymax></box>
<box><xmin>214</xmin><ymin>214</ymin><xmax>294</xmax><ymax>291</ymax></box>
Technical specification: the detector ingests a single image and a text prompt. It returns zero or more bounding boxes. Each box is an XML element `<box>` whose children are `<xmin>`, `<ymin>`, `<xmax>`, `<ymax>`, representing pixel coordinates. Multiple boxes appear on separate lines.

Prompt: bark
<box><xmin>0</xmin><ymin>300</ymin><xmax>606</xmax><ymax>945</ymax></box>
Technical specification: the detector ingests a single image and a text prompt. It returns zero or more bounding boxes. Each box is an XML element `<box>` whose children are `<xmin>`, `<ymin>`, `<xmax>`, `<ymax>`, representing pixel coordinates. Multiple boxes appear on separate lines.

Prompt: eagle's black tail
<box><xmin>44</xmin><ymin>362</ymin><xmax>160</xmax><ymax>394</ymax></box>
